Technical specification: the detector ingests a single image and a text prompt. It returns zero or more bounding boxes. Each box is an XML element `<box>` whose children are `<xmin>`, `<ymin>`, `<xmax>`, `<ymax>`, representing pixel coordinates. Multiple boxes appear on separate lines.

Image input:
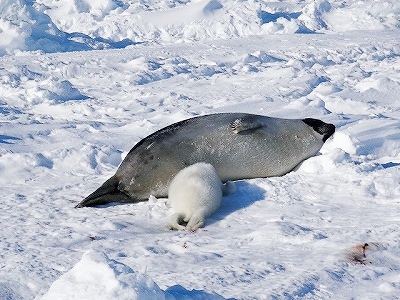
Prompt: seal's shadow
<box><xmin>208</xmin><ymin>180</ymin><xmax>266</xmax><ymax>225</ymax></box>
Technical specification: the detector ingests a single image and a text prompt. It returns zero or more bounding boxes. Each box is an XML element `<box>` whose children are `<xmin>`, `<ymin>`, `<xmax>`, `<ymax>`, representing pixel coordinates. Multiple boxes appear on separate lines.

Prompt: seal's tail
<box><xmin>76</xmin><ymin>176</ymin><xmax>130</xmax><ymax>208</ymax></box>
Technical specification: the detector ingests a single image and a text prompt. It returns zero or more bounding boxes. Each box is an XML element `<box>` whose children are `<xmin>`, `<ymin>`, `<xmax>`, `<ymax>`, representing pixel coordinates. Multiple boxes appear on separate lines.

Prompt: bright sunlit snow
<box><xmin>0</xmin><ymin>0</ymin><xmax>399</xmax><ymax>299</ymax></box>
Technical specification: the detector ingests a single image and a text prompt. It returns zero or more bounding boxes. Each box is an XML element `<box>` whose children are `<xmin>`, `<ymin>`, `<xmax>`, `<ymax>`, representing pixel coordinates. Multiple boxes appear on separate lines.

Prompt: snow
<box><xmin>41</xmin><ymin>250</ymin><xmax>165</xmax><ymax>300</ymax></box>
<box><xmin>0</xmin><ymin>0</ymin><xmax>399</xmax><ymax>299</ymax></box>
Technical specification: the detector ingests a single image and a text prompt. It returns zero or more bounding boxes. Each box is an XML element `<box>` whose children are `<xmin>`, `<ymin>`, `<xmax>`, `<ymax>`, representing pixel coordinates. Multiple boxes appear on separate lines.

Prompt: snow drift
<box><xmin>0</xmin><ymin>0</ymin><xmax>399</xmax><ymax>299</ymax></box>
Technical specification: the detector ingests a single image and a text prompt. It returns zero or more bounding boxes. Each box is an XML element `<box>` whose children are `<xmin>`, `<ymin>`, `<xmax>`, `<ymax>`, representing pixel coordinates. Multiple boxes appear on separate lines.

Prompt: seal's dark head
<box><xmin>302</xmin><ymin>118</ymin><xmax>335</xmax><ymax>142</ymax></box>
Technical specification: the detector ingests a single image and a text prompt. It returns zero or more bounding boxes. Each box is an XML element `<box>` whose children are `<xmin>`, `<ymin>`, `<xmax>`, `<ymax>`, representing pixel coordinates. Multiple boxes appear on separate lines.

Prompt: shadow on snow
<box><xmin>166</xmin><ymin>284</ymin><xmax>234</xmax><ymax>300</ymax></box>
<box><xmin>0</xmin><ymin>135</ymin><xmax>21</xmax><ymax>144</ymax></box>
<box><xmin>209</xmin><ymin>180</ymin><xmax>266</xmax><ymax>226</ymax></box>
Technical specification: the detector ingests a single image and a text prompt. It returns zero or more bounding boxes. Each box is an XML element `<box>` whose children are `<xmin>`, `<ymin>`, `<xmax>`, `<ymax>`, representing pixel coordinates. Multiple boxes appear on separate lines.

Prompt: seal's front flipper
<box><xmin>76</xmin><ymin>176</ymin><xmax>131</xmax><ymax>208</ymax></box>
<box><xmin>230</xmin><ymin>116</ymin><xmax>263</xmax><ymax>134</ymax></box>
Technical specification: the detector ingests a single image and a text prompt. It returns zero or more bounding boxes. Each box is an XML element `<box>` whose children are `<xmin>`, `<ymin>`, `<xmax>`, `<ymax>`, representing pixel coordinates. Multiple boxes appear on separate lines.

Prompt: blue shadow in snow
<box><xmin>165</xmin><ymin>284</ymin><xmax>235</xmax><ymax>300</ymax></box>
<box><xmin>382</xmin><ymin>162</ymin><xmax>400</xmax><ymax>169</ymax></box>
<box><xmin>66</xmin><ymin>32</ymin><xmax>140</xmax><ymax>51</ymax></box>
<box><xmin>0</xmin><ymin>135</ymin><xmax>21</xmax><ymax>144</ymax></box>
<box><xmin>208</xmin><ymin>181</ymin><xmax>266</xmax><ymax>225</ymax></box>
<box><xmin>259</xmin><ymin>11</ymin><xmax>301</xmax><ymax>24</ymax></box>
<box><xmin>258</xmin><ymin>11</ymin><xmax>318</xmax><ymax>34</ymax></box>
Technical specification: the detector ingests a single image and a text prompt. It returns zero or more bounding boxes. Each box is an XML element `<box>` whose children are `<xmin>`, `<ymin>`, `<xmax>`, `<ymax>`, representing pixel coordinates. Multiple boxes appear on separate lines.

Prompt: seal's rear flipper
<box><xmin>76</xmin><ymin>176</ymin><xmax>131</xmax><ymax>208</ymax></box>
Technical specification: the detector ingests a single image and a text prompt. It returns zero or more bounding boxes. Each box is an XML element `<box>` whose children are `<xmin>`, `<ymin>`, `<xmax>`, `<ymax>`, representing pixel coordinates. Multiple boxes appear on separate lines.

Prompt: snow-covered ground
<box><xmin>1</xmin><ymin>0</ymin><xmax>400</xmax><ymax>299</ymax></box>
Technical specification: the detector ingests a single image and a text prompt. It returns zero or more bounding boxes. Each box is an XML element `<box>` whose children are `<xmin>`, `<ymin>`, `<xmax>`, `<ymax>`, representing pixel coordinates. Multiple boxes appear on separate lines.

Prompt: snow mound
<box><xmin>326</xmin><ymin>0</ymin><xmax>400</xmax><ymax>31</ymax></box>
<box><xmin>0</xmin><ymin>65</ymin><xmax>87</xmax><ymax>109</ymax></box>
<box><xmin>40</xmin><ymin>250</ymin><xmax>227</xmax><ymax>300</ymax></box>
<box><xmin>0</xmin><ymin>0</ymin><xmax>83</xmax><ymax>55</ymax></box>
<box><xmin>40</xmin><ymin>250</ymin><xmax>165</xmax><ymax>300</ymax></box>
<box><xmin>0</xmin><ymin>0</ymin><xmax>134</xmax><ymax>55</ymax></box>
<box><xmin>1</xmin><ymin>0</ymin><xmax>399</xmax><ymax>55</ymax></box>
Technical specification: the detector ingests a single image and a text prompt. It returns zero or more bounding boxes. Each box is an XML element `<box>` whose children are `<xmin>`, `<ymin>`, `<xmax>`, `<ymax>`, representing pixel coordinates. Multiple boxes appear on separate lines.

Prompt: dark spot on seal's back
<box><xmin>143</xmin><ymin>154</ymin><xmax>154</xmax><ymax>164</ymax></box>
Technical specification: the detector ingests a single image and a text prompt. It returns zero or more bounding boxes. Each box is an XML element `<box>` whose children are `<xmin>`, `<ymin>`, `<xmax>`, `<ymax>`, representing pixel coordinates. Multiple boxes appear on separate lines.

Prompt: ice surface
<box><xmin>0</xmin><ymin>0</ymin><xmax>399</xmax><ymax>299</ymax></box>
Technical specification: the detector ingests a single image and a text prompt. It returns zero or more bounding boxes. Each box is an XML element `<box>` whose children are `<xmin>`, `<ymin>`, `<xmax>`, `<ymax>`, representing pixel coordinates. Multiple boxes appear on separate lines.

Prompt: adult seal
<box><xmin>76</xmin><ymin>113</ymin><xmax>335</xmax><ymax>208</ymax></box>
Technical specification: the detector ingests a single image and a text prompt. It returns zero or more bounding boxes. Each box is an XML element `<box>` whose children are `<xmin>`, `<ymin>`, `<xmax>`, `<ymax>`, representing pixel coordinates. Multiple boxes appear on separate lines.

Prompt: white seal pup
<box><xmin>168</xmin><ymin>162</ymin><xmax>234</xmax><ymax>231</ymax></box>
<box><xmin>76</xmin><ymin>113</ymin><xmax>335</xmax><ymax>208</ymax></box>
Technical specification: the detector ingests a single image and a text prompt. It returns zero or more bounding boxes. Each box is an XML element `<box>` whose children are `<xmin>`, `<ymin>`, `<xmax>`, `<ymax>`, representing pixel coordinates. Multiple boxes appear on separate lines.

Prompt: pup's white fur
<box><xmin>168</xmin><ymin>162</ymin><xmax>234</xmax><ymax>231</ymax></box>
